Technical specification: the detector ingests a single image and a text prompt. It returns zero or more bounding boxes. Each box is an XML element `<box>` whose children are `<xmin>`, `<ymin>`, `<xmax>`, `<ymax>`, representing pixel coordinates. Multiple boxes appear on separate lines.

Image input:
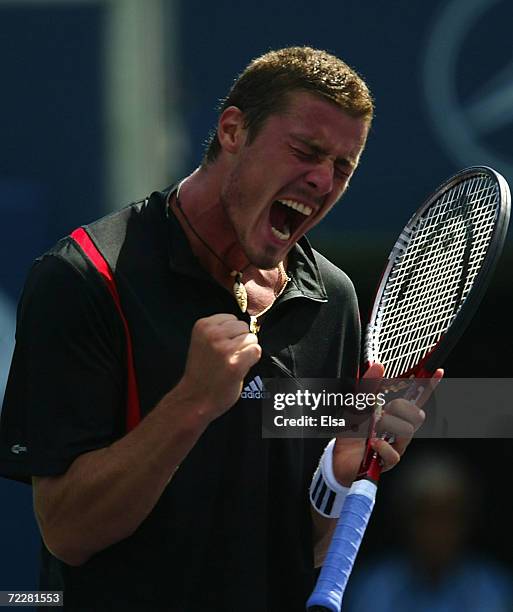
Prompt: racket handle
<box><xmin>306</xmin><ymin>479</ymin><xmax>377</xmax><ymax>612</ymax></box>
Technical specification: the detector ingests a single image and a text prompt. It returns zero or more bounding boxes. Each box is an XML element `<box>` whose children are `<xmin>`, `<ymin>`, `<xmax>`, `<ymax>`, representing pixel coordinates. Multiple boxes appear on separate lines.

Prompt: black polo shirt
<box><xmin>0</xmin><ymin>186</ymin><xmax>360</xmax><ymax>611</ymax></box>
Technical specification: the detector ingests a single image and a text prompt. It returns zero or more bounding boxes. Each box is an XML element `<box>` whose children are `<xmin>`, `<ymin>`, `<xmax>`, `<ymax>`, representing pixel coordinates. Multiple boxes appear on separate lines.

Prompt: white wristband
<box><xmin>309</xmin><ymin>438</ymin><xmax>350</xmax><ymax>518</ymax></box>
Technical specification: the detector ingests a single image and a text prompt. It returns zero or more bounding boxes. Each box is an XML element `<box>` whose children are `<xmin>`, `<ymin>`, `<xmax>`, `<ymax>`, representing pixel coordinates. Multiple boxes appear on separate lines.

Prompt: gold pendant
<box><xmin>233</xmin><ymin>273</ymin><xmax>248</xmax><ymax>313</ymax></box>
<box><xmin>250</xmin><ymin>316</ymin><xmax>260</xmax><ymax>335</ymax></box>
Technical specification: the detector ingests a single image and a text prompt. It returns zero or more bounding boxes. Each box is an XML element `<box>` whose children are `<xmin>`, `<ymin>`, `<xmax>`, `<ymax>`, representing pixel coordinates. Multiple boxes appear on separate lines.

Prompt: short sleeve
<box><xmin>0</xmin><ymin>243</ymin><xmax>126</xmax><ymax>483</ymax></box>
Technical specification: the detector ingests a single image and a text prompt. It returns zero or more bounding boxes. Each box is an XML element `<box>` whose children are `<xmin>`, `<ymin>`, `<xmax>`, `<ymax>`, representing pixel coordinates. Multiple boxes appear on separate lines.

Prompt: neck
<box><xmin>172</xmin><ymin>168</ymin><xmax>250</xmax><ymax>276</ymax></box>
<box><xmin>170</xmin><ymin>169</ymin><xmax>289</xmax><ymax>314</ymax></box>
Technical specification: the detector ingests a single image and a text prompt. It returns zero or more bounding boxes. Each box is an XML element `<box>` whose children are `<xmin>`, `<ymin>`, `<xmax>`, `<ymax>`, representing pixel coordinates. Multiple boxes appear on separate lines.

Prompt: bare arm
<box><xmin>33</xmin><ymin>383</ymin><xmax>208</xmax><ymax>566</ymax></box>
<box><xmin>33</xmin><ymin>314</ymin><xmax>261</xmax><ymax>566</ymax></box>
<box><xmin>311</xmin><ymin>510</ymin><xmax>338</xmax><ymax>567</ymax></box>
<box><xmin>310</xmin><ymin>432</ymin><xmax>418</xmax><ymax>566</ymax></box>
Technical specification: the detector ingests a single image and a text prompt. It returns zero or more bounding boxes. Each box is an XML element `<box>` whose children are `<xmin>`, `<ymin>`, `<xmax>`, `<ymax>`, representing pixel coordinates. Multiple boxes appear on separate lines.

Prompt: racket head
<box><xmin>364</xmin><ymin>166</ymin><xmax>510</xmax><ymax>379</ymax></box>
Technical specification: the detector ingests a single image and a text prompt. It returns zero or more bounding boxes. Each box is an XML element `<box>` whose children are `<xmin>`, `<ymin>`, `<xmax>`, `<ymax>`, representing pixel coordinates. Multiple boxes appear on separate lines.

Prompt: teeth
<box><xmin>271</xmin><ymin>225</ymin><xmax>291</xmax><ymax>241</ymax></box>
<box><xmin>278</xmin><ymin>199</ymin><xmax>312</xmax><ymax>216</ymax></box>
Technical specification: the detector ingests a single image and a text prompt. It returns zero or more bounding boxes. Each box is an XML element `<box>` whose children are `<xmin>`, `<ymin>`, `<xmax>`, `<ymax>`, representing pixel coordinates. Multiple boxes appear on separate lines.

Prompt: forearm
<box><xmin>33</xmin><ymin>381</ymin><xmax>210</xmax><ymax>566</ymax></box>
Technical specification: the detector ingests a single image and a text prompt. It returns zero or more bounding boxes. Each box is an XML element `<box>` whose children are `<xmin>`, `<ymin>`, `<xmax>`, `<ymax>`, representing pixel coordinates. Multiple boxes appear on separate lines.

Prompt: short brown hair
<box><xmin>203</xmin><ymin>46</ymin><xmax>374</xmax><ymax>164</ymax></box>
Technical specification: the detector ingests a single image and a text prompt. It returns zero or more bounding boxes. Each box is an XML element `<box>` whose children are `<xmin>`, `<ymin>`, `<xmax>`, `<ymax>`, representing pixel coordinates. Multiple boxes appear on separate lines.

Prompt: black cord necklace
<box><xmin>174</xmin><ymin>185</ymin><xmax>287</xmax><ymax>314</ymax></box>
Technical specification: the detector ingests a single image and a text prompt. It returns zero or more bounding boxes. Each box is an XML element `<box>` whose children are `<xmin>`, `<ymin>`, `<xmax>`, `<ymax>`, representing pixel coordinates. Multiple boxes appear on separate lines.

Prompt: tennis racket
<box><xmin>306</xmin><ymin>165</ymin><xmax>511</xmax><ymax>611</ymax></box>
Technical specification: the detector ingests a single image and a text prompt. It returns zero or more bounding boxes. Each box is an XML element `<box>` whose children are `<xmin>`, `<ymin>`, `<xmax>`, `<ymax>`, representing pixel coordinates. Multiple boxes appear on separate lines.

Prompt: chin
<box><xmin>252</xmin><ymin>257</ymin><xmax>279</xmax><ymax>270</ymax></box>
<box><xmin>248</xmin><ymin>250</ymin><xmax>281</xmax><ymax>270</ymax></box>
<box><xmin>244</xmin><ymin>236</ymin><xmax>289</xmax><ymax>270</ymax></box>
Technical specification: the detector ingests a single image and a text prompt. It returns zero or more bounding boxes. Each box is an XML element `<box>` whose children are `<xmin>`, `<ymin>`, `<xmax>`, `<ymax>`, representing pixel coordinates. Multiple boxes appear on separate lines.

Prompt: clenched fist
<box><xmin>175</xmin><ymin>314</ymin><xmax>262</xmax><ymax>423</ymax></box>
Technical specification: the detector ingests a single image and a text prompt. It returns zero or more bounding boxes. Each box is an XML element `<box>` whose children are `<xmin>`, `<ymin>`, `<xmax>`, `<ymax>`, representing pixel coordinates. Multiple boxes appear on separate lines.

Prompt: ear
<box><xmin>217</xmin><ymin>106</ymin><xmax>246</xmax><ymax>155</ymax></box>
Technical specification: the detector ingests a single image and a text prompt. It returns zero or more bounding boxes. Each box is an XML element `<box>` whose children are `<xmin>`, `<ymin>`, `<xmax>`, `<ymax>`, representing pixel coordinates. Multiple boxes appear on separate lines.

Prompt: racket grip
<box><xmin>306</xmin><ymin>479</ymin><xmax>377</xmax><ymax>612</ymax></box>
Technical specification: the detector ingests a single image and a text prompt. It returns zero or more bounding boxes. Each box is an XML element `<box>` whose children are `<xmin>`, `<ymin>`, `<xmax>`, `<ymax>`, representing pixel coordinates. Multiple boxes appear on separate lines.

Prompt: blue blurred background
<box><xmin>1</xmin><ymin>0</ymin><xmax>512</xmax><ymax>604</ymax></box>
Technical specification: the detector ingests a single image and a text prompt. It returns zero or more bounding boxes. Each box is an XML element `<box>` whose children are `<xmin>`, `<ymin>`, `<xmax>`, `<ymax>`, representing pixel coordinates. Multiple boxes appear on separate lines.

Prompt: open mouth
<box><xmin>269</xmin><ymin>199</ymin><xmax>313</xmax><ymax>242</ymax></box>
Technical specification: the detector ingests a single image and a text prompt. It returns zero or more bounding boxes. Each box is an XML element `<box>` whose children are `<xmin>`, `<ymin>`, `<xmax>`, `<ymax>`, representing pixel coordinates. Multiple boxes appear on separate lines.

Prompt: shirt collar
<box><xmin>151</xmin><ymin>184</ymin><xmax>328</xmax><ymax>303</ymax></box>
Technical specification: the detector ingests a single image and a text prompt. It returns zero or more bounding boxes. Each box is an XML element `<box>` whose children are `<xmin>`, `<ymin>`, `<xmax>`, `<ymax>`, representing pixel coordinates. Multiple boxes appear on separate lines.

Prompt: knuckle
<box><xmin>403</xmin><ymin>422</ymin><xmax>415</xmax><ymax>438</ymax></box>
<box><xmin>236</xmin><ymin>321</ymin><xmax>250</xmax><ymax>333</ymax></box>
<box><xmin>245</xmin><ymin>332</ymin><xmax>258</xmax><ymax>344</ymax></box>
<box><xmin>206</xmin><ymin>326</ymin><xmax>225</xmax><ymax>344</ymax></box>
<box><xmin>383</xmin><ymin>445</ymin><xmax>400</xmax><ymax>463</ymax></box>
<box><xmin>193</xmin><ymin>317</ymin><xmax>210</xmax><ymax>335</ymax></box>
<box><xmin>386</xmin><ymin>398</ymin><xmax>411</xmax><ymax>412</ymax></box>
<box><xmin>393</xmin><ymin>422</ymin><xmax>414</xmax><ymax>438</ymax></box>
<box><xmin>379</xmin><ymin>418</ymin><xmax>414</xmax><ymax>439</ymax></box>
<box><xmin>247</xmin><ymin>346</ymin><xmax>262</xmax><ymax>364</ymax></box>
<box><xmin>226</xmin><ymin>354</ymin><xmax>243</xmax><ymax>373</ymax></box>
<box><xmin>215</xmin><ymin>339</ymin><xmax>233</xmax><ymax>358</ymax></box>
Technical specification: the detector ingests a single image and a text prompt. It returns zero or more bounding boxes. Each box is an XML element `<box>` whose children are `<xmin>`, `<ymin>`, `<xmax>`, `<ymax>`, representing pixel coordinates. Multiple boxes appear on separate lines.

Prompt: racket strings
<box><xmin>383</xmin><ymin>237</ymin><xmax>495</xmax><ymax>371</ymax></box>
<box><xmin>383</xmin><ymin>231</ymin><xmax>494</xmax><ymax>317</ymax></box>
<box><xmin>369</xmin><ymin>174</ymin><xmax>500</xmax><ymax>377</ymax></box>
<box><xmin>385</xmin><ymin>190</ymin><xmax>495</xmax><ymax>287</ymax></box>
<box><xmin>379</xmin><ymin>180</ymin><xmax>497</xmax><ymax>375</ymax></box>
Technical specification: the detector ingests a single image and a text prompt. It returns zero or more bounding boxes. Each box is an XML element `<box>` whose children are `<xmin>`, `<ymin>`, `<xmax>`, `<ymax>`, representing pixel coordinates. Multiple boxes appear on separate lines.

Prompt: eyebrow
<box><xmin>291</xmin><ymin>134</ymin><xmax>357</xmax><ymax>170</ymax></box>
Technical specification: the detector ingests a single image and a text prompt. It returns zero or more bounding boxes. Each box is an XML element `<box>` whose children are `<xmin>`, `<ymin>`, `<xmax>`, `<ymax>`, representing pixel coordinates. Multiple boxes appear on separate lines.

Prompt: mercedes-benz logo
<box><xmin>423</xmin><ymin>0</ymin><xmax>513</xmax><ymax>183</ymax></box>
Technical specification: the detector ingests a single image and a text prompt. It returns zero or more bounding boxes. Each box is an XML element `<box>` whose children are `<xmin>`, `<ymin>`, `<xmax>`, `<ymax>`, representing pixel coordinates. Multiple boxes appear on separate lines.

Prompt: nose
<box><xmin>304</xmin><ymin>160</ymin><xmax>334</xmax><ymax>196</ymax></box>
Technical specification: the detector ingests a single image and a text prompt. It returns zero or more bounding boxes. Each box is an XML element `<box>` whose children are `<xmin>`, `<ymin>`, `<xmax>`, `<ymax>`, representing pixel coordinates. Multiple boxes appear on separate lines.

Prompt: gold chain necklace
<box><xmin>249</xmin><ymin>263</ymin><xmax>290</xmax><ymax>334</ymax></box>
<box><xmin>174</xmin><ymin>185</ymin><xmax>289</xmax><ymax>315</ymax></box>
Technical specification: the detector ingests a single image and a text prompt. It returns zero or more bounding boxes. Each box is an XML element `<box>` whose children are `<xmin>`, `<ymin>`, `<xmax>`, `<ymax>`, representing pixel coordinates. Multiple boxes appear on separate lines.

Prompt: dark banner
<box><xmin>261</xmin><ymin>378</ymin><xmax>513</xmax><ymax>439</ymax></box>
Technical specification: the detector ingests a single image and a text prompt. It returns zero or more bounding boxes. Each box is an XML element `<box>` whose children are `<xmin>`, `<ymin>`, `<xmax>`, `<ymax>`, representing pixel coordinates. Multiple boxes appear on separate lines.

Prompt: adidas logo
<box><xmin>241</xmin><ymin>376</ymin><xmax>270</xmax><ymax>399</ymax></box>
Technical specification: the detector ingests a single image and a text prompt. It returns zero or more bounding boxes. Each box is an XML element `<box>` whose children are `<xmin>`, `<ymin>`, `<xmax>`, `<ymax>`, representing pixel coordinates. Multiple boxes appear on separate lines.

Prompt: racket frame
<box><xmin>364</xmin><ymin>165</ymin><xmax>510</xmax><ymax>379</ymax></box>
<box><xmin>359</xmin><ymin>166</ymin><xmax>510</xmax><ymax>482</ymax></box>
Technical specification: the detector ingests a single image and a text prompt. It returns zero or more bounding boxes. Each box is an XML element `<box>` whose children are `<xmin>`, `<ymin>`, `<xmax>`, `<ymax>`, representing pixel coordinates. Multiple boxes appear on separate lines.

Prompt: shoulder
<box><xmin>24</xmin><ymin>238</ymin><xmax>107</xmax><ymax>305</ymax></box>
<box><xmin>82</xmin><ymin>189</ymin><xmax>171</xmax><ymax>275</ymax></box>
<box><xmin>25</xmin><ymin>194</ymin><xmax>151</xmax><ymax>283</ymax></box>
<box><xmin>293</xmin><ymin>236</ymin><xmax>358</xmax><ymax>304</ymax></box>
<box><xmin>310</xmin><ymin>246</ymin><xmax>359</xmax><ymax>318</ymax></box>
<box><xmin>17</xmin><ymin>239</ymin><xmax>122</xmax><ymax>346</ymax></box>
<box><xmin>17</xmin><ymin>198</ymin><xmax>152</xmax><ymax>334</ymax></box>
<box><xmin>26</xmin><ymin>188</ymin><xmax>169</xmax><ymax>294</ymax></box>
<box><xmin>312</xmin><ymin>248</ymin><xmax>356</xmax><ymax>293</ymax></box>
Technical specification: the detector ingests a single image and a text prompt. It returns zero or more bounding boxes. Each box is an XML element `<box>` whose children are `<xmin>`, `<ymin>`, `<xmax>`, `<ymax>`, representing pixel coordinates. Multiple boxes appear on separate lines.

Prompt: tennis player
<box><xmin>0</xmin><ymin>47</ymin><xmax>425</xmax><ymax>610</ymax></box>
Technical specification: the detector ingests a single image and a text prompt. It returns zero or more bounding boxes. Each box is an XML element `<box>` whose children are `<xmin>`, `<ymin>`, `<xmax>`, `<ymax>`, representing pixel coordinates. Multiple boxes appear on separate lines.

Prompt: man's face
<box><xmin>220</xmin><ymin>91</ymin><xmax>369</xmax><ymax>269</ymax></box>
